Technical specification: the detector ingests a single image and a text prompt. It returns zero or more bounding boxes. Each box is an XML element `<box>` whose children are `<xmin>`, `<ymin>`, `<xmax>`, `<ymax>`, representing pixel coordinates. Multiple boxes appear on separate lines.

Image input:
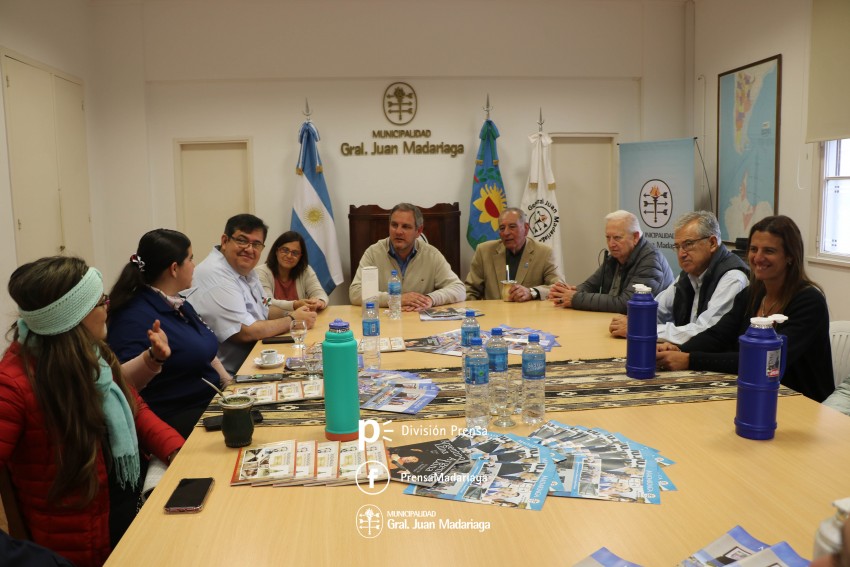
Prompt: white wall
<box><xmin>693</xmin><ymin>0</ymin><xmax>850</xmax><ymax>320</ymax></box>
<box><xmin>0</xmin><ymin>0</ymin><xmax>688</xmax><ymax>310</ymax></box>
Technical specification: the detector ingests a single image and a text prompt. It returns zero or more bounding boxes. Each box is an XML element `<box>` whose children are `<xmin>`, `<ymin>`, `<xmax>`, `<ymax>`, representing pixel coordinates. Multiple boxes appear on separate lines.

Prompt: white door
<box><xmin>176</xmin><ymin>141</ymin><xmax>252</xmax><ymax>262</ymax></box>
<box><xmin>550</xmin><ymin>136</ymin><xmax>616</xmax><ymax>284</ymax></box>
<box><xmin>3</xmin><ymin>55</ymin><xmax>63</xmax><ymax>263</ymax></box>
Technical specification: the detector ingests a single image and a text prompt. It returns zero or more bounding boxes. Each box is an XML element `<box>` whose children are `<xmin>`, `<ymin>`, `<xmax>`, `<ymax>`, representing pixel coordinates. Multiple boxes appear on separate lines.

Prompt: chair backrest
<box><xmin>348</xmin><ymin>203</ymin><xmax>461</xmax><ymax>277</ymax></box>
<box><xmin>0</xmin><ymin>466</ymin><xmax>30</xmax><ymax>540</ymax></box>
<box><xmin>829</xmin><ymin>321</ymin><xmax>850</xmax><ymax>388</ymax></box>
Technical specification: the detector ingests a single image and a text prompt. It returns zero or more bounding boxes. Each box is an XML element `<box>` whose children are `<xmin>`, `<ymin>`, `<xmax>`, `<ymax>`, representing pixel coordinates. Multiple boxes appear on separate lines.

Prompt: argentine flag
<box><xmin>291</xmin><ymin>121</ymin><xmax>344</xmax><ymax>294</ymax></box>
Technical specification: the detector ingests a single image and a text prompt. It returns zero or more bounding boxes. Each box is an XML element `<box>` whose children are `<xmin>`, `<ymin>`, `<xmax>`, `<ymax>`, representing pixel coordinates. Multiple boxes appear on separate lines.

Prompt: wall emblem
<box><xmin>525</xmin><ymin>198</ymin><xmax>560</xmax><ymax>244</ymax></box>
<box><xmin>639</xmin><ymin>179</ymin><xmax>672</xmax><ymax>229</ymax></box>
<box><xmin>383</xmin><ymin>82</ymin><xmax>417</xmax><ymax>125</ymax></box>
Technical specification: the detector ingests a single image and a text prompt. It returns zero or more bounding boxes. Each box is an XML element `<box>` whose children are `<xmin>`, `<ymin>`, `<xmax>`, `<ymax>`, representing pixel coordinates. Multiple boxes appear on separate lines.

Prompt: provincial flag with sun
<box><xmin>466</xmin><ymin>119</ymin><xmax>507</xmax><ymax>249</ymax></box>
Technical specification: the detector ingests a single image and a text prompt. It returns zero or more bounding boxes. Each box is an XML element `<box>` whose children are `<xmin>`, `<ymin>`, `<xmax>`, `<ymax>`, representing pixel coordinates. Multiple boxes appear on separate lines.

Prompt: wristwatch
<box><xmin>529</xmin><ymin>288</ymin><xmax>540</xmax><ymax>300</ymax></box>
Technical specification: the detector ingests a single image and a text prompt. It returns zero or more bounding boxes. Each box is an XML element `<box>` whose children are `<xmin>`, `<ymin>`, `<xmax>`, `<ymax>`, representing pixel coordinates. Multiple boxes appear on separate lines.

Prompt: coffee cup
<box><xmin>220</xmin><ymin>395</ymin><xmax>256</xmax><ymax>448</ymax></box>
<box><xmin>260</xmin><ymin>349</ymin><xmax>278</xmax><ymax>365</ymax></box>
<box><xmin>500</xmin><ymin>280</ymin><xmax>516</xmax><ymax>302</ymax></box>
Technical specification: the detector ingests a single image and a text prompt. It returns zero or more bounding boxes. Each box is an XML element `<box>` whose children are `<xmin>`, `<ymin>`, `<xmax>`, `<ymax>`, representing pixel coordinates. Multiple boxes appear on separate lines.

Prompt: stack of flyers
<box><xmin>385</xmin><ymin>439</ymin><xmax>465</xmax><ymax>487</ymax></box>
<box><xmin>230</xmin><ymin>440</ymin><xmax>297</xmax><ymax>485</ymax></box>
<box><xmin>574</xmin><ymin>547</ymin><xmax>644</xmax><ymax>567</ymax></box>
<box><xmin>227</xmin><ymin>380</ymin><xmax>323</xmax><ymax>405</ymax></box>
<box><xmin>722</xmin><ymin>542</ymin><xmax>809</xmax><ymax>566</ymax></box>
<box><xmin>325</xmin><ymin>440</ymin><xmax>389</xmax><ymax>486</ymax></box>
<box><xmin>404</xmin><ymin>325</ymin><xmax>561</xmax><ymax>357</ymax></box>
<box><xmin>405</xmin><ymin>432</ymin><xmax>559</xmax><ymax>510</ymax></box>
<box><xmin>529</xmin><ymin>420</ymin><xmax>674</xmax><ymax>504</ymax></box>
<box><xmin>419</xmin><ymin>307</ymin><xmax>484</xmax><ymax>321</ymax></box>
<box><xmin>680</xmin><ymin>525</ymin><xmax>768</xmax><ymax>566</ymax></box>
<box><xmin>359</xmin><ymin>371</ymin><xmax>439</xmax><ymax>415</ymax></box>
<box><xmin>272</xmin><ymin>440</ymin><xmax>318</xmax><ymax>486</ymax></box>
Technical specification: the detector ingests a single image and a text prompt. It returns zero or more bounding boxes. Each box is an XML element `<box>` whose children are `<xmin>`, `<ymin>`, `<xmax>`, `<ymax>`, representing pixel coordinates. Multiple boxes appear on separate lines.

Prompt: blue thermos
<box><xmin>322</xmin><ymin>319</ymin><xmax>360</xmax><ymax>441</ymax></box>
<box><xmin>626</xmin><ymin>284</ymin><xmax>658</xmax><ymax>379</ymax></box>
<box><xmin>735</xmin><ymin>315</ymin><xmax>788</xmax><ymax>440</ymax></box>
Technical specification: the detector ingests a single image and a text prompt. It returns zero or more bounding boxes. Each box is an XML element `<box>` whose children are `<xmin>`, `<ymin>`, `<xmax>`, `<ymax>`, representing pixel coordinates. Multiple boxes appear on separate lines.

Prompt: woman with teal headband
<box><xmin>0</xmin><ymin>256</ymin><xmax>184</xmax><ymax>567</ymax></box>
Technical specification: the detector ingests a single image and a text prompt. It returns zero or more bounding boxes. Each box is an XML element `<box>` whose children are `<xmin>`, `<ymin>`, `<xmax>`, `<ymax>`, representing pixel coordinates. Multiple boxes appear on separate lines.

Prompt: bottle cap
<box><xmin>632</xmin><ymin>283</ymin><xmax>652</xmax><ymax>294</ymax></box>
<box><xmin>391</xmin><ymin>270</ymin><xmax>398</xmax><ymax>276</ymax></box>
<box><xmin>833</xmin><ymin>496</ymin><xmax>850</xmax><ymax>521</ymax></box>
<box><xmin>491</xmin><ymin>327</ymin><xmax>503</xmax><ymax>336</ymax></box>
<box><xmin>466</xmin><ymin>309</ymin><xmax>475</xmax><ymax>317</ymax></box>
<box><xmin>329</xmin><ymin>319</ymin><xmax>350</xmax><ymax>332</ymax></box>
<box><xmin>749</xmin><ymin>314</ymin><xmax>789</xmax><ymax>327</ymax></box>
<box><xmin>365</xmin><ymin>302</ymin><xmax>375</xmax><ymax>309</ymax></box>
<box><xmin>470</xmin><ymin>337</ymin><xmax>483</xmax><ymax>346</ymax></box>
<box><xmin>528</xmin><ymin>333</ymin><xmax>540</xmax><ymax>343</ymax></box>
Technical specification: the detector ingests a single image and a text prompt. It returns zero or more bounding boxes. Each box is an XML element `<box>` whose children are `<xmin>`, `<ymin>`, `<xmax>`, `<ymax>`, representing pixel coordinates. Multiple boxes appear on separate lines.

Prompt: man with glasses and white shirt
<box><xmin>189</xmin><ymin>214</ymin><xmax>316</xmax><ymax>374</ymax></box>
<box><xmin>549</xmin><ymin>210</ymin><xmax>674</xmax><ymax>313</ymax></box>
<box><xmin>608</xmin><ymin>210</ymin><xmax>749</xmax><ymax>344</ymax></box>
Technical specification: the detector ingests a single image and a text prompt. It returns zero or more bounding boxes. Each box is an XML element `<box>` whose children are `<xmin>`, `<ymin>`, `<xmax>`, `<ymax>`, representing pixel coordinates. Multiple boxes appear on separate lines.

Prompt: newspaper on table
<box><xmin>573</xmin><ymin>547</ymin><xmax>645</xmax><ymax>567</ymax></box>
<box><xmin>679</xmin><ymin>525</ymin><xmax>768</xmax><ymax>567</ymax></box>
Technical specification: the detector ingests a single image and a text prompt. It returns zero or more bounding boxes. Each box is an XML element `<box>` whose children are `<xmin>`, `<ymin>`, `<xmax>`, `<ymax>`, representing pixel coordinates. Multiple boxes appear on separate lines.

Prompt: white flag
<box><xmin>520</xmin><ymin>132</ymin><xmax>563</xmax><ymax>274</ymax></box>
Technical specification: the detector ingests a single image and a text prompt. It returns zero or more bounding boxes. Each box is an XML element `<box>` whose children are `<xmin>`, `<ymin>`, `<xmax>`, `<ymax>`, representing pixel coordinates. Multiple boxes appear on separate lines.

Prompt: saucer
<box><xmin>254</xmin><ymin>354</ymin><xmax>285</xmax><ymax>369</ymax></box>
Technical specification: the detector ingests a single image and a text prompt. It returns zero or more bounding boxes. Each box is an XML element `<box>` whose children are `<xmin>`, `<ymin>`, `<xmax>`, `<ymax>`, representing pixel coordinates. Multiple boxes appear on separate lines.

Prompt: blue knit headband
<box><xmin>18</xmin><ymin>267</ymin><xmax>103</xmax><ymax>336</ymax></box>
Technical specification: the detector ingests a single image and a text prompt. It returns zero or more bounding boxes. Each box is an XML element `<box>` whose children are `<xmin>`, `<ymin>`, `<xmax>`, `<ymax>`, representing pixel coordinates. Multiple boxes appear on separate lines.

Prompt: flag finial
<box><xmin>483</xmin><ymin>94</ymin><xmax>493</xmax><ymax>121</ymax></box>
<box><xmin>303</xmin><ymin>98</ymin><xmax>312</xmax><ymax>122</ymax></box>
<box><xmin>538</xmin><ymin>107</ymin><xmax>544</xmax><ymax>133</ymax></box>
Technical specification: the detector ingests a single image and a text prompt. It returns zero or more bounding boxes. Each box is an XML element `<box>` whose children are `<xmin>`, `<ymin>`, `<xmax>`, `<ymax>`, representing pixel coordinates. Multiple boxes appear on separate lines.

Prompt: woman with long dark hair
<box><xmin>107</xmin><ymin>229</ymin><xmax>230</xmax><ymax>437</ymax></box>
<box><xmin>0</xmin><ymin>256</ymin><xmax>183</xmax><ymax>566</ymax></box>
<box><xmin>256</xmin><ymin>230</ymin><xmax>328</xmax><ymax>314</ymax></box>
<box><xmin>657</xmin><ymin>215</ymin><xmax>834</xmax><ymax>402</ymax></box>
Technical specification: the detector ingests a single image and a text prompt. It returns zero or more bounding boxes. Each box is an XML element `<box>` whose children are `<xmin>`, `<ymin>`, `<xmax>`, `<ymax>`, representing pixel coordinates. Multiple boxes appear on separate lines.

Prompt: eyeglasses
<box><xmin>277</xmin><ymin>247</ymin><xmax>302</xmax><ymax>258</ymax></box>
<box><xmin>672</xmin><ymin>236</ymin><xmax>710</xmax><ymax>252</ymax></box>
<box><xmin>229</xmin><ymin>235</ymin><xmax>265</xmax><ymax>251</ymax></box>
<box><xmin>95</xmin><ymin>294</ymin><xmax>110</xmax><ymax>309</ymax></box>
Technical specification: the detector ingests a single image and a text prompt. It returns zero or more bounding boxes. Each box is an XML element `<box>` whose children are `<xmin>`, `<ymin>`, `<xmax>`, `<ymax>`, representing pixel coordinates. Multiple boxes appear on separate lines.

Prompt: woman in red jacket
<box><xmin>0</xmin><ymin>256</ymin><xmax>185</xmax><ymax>567</ymax></box>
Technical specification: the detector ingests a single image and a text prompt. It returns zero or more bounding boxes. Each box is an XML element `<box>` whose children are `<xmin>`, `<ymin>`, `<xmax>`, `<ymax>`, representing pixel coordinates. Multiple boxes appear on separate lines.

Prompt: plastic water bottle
<box><xmin>388</xmin><ymin>270</ymin><xmax>402</xmax><ymax>320</ymax></box>
<box><xmin>626</xmin><ymin>283</ymin><xmax>658</xmax><ymax>379</ymax></box>
<box><xmin>522</xmin><ymin>334</ymin><xmax>546</xmax><ymax>425</ymax></box>
<box><xmin>735</xmin><ymin>314</ymin><xmax>788</xmax><ymax>440</ymax></box>
<box><xmin>814</xmin><ymin>497</ymin><xmax>850</xmax><ymax>559</ymax></box>
<box><xmin>362</xmin><ymin>302</ymin><xmax>381</xmax><ymax>372</ymax></box>
<box><xmin>486</xmin><ymin>328</ymin><xmax>509</xmax><ymax>416</ymax></box>
<box><xmin>464</xmin><ymin>337</ymin><xmax>490</xmax><ymax>428</ymax></box>
<box><xmin>461</xmin><ymin>309</ymin><xmax>479</xmax><ymax>348</ymax></box>
<box><xmin>322</xmin><ymin>319</ymin><xmax>360</xmax><ymax>441</ymax></box>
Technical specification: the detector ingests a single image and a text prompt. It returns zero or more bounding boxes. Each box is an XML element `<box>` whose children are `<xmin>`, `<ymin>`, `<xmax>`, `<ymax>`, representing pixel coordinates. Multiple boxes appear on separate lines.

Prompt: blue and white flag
<box><xmin>291</xmin><ymin>121</ymin><xmax>344</xmax><ymax>294</ymax></box>
<box><xmin>520</xmin><ymin>132</ymin><xmax>563</xmax><ymax>275</ymax></box>
<box><xmin>467</xmin><ymin>119</ymin><xmax>507</xmax><ymax>250</ymax></box>
<box><xmin>619</xmin><ymin>138</ymin><xmax>695</xmax><ymax>268</ymax></box>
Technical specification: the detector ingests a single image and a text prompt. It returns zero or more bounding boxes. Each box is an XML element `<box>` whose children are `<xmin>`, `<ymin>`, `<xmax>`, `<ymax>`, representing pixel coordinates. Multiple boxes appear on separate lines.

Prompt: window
<box><xmin>818</xmin><ymin>138</ymin><xmax>850</xmax><ymax>258</ymax></box>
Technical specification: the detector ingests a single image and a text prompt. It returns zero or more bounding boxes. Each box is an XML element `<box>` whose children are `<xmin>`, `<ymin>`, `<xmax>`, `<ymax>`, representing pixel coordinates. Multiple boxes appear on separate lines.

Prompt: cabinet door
<box><xmin>3</xmin><ymin>55</ymin><xmax>63</xmax><ymax>263</ymax></box>
<box><xmin>54</xmin><ymin>74</ymin><xmax>94</xmax><ymax>263</ymax></box>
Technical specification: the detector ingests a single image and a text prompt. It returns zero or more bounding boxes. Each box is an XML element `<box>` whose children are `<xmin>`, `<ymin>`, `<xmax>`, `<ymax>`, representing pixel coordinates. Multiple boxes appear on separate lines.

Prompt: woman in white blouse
<box><xmin>256</xmin><ymin>231</ymin><xmax>328</xmax><ymax>313</ymax></box>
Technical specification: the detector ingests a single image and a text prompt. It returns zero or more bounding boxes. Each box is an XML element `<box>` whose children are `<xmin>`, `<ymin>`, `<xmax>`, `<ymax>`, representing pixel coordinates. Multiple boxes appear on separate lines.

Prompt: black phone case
<box><xmin>164</xmin><ymin>477</ymin><xmax>214</xmax><ymax>513</ymax></box>
<box><xmin>262</xmin><ymin>336</ymin><xmax>294</xmax><ymax>344</ymax></box>
<box><xmin>201</xmin><ymin>409</ymin><xmax>263</xmax><ymax>431</ymax></box>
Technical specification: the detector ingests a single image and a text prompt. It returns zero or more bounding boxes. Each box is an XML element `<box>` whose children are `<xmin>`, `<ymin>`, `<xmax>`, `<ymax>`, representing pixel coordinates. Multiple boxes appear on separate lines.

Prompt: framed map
<box><xmin>716</xmin><ymin>55</ymin><xmax>781</xmax><ymax>244</ymax></box>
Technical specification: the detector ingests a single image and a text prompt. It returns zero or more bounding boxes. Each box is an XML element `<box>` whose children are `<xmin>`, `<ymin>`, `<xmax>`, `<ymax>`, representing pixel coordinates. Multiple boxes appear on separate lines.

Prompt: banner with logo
<box><xmin>520</xmin><ymin>132</ymin><xmax>563</xmax><ymax>274</ymax></box>
<box><xmin>291</xmin><ymin>120</ymin><xmax>344</xmax><ymax>294</ymax></box>
<box><xmin>619</xmin><ymin>138</ymin><xmax>695</xmax><ymax>268</ymax></box>
<box><xmin>466</xmin><ymin>119</ymin><xmax>507</xmax><ymax>250</ymax></box>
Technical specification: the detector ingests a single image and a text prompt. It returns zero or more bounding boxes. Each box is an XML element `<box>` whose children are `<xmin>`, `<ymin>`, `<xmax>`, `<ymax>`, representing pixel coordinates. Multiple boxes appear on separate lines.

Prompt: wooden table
<box><xmin>106</xmin><ymin>302</ymin><xmax>850</xmax><ymax>566</ymax></box>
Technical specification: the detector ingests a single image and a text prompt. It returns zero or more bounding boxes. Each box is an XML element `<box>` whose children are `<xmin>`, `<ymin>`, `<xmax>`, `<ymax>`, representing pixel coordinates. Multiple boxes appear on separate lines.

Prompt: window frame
<box><xmin>811</xmin><ymin>138</ymin><xmax>850</xmax><ymax>267</ymax></box>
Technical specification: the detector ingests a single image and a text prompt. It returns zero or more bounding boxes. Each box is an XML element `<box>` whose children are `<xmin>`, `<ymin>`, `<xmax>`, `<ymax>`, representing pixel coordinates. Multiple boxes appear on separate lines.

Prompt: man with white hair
<box><xmin>550</xmin><ymin>210</ymin><xmax>673</xmax><ymax>313</ymax></box>
<box><xmin>609</xmin><ymin>210</ymin><xmax>749</xmax><ymax>343</ymax></box>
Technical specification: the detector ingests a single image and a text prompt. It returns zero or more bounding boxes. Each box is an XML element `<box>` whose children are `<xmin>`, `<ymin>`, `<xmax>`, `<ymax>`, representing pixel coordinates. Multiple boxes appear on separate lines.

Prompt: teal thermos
<box><xmin>322</xmin><ymin>319</ymin><xmax>360</xmax><ymax>441</ymax></box>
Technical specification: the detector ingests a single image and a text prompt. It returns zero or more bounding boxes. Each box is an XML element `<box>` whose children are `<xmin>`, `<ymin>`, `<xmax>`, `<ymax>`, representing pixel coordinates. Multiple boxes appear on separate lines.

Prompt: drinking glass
<box><xmin>491</xmin><ymin>369</ymin><xmax>517</xmax><ymax>428</ymax></box>
<box><xmin>304</xmin><ymin>344</ymin><xmax>323</xmax><ymax>381</ymax></box>
<box><xmin>290</xmin><ymin>319</ymin><xmax>307</xmax><ymax>361</ymax></box>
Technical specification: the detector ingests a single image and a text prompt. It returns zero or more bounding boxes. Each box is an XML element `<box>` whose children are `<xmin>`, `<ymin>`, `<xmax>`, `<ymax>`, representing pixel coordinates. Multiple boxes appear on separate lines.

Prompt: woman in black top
<box><xmin>656</xmin><ymin>215</ymin><xmax>834</xmax><ymax>402</ymax></box>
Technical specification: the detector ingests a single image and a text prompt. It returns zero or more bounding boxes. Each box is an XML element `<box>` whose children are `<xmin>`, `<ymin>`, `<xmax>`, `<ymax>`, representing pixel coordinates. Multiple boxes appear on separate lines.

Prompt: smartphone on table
<box><xmin>163</xmin><ymin>477</ymin><xmax>215</xmax><ymax>514</ymax></box>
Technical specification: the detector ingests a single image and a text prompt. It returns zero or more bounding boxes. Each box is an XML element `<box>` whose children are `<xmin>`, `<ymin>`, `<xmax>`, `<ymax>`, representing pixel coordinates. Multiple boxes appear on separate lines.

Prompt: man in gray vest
<box><xmin>609</xmin><ymin>210</ymin><xmax>749</xmax><ymax>344</ymax></box>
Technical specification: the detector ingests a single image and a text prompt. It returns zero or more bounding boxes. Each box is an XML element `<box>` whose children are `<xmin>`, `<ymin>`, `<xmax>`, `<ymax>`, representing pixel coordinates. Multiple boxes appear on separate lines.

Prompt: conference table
<box><xmin>107</xmin><ymin>301</ymin><xmax>850</xmax><ymax>566</ymax></box>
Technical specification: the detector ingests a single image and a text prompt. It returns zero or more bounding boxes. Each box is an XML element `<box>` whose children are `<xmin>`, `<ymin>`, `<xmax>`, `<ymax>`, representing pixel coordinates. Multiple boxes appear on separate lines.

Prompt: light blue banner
<box><xmin>619</xmin><ymin>138</ymin><xmax>695</xmax><ymax>268</ymax></box>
